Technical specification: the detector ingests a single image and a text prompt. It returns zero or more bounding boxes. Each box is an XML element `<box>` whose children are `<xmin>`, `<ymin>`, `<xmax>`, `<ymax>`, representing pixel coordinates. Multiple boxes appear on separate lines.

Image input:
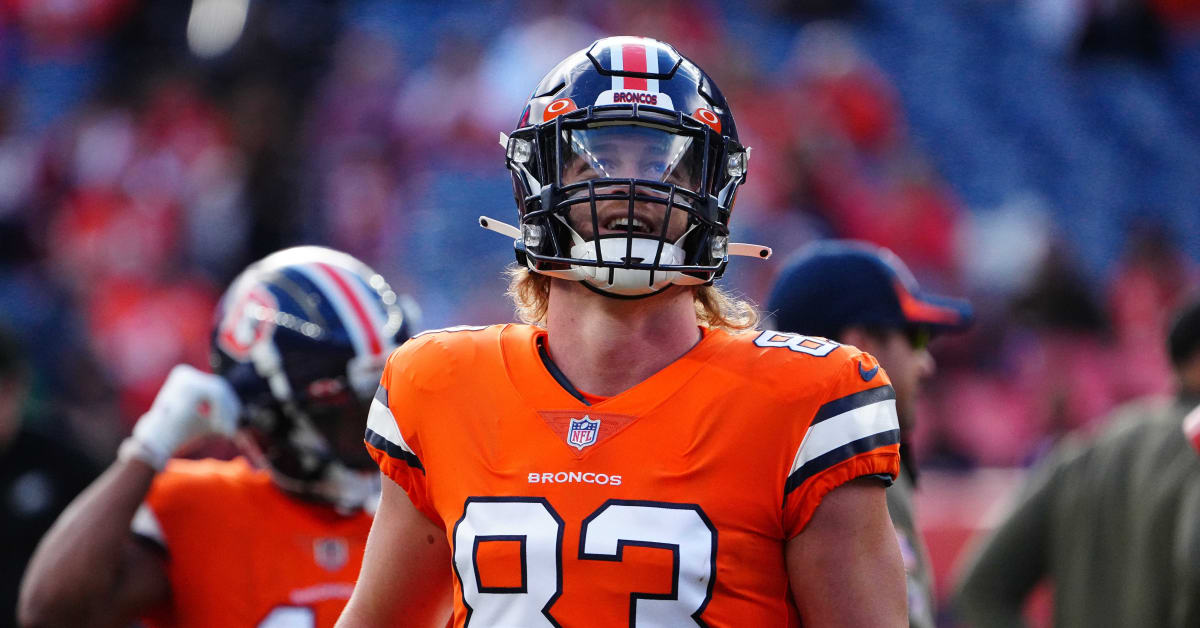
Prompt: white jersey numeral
<box><xmin>753</xmin><ymin>330</ymin><xmax>839</xmax><ymax>356</ymax></box>
<box><xmin>257</xmin><ymin>606</ymin><xmax>314</xmax><ymax>628</ymax></box>
<box><xmin>452</xmin><ymin>498</ymin><xmax>716</xmax><ymax>627</ymax></box>
<box><xmin>453</xmin><ymin>498</ymin><xmax>563</xmax><ymax>627</ymax></box>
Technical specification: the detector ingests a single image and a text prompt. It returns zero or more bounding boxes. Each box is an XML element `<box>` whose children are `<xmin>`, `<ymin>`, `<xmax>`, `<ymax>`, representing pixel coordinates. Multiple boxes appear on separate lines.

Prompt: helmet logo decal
<box><xmin>543</xmin><ymin>97</ymin><xmax>577</xmax><ymax>122</ymax></box>
<box><xmin>610</xmin><ymin>38</ymin><xmax>659</xmax><ymax>92</ymax></box>
<box><xmin>694</xmin><ymin>108</ymin><xmax>722</xmax><ymax>133</ymax></box>
<box><xmin>217</xmin><ymin>285</ymin><xmax>278</xmax><ymax>361</ymax></box>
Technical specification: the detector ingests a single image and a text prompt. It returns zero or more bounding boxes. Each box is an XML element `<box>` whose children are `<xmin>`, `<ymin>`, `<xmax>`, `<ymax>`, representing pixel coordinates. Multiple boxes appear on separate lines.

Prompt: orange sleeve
<box><xmin>782</xmin><ymin>349</ymin><xmax>901</xmax><ymax>538</ymax></box>
<box><xmin>364</xmin><ymin>346</ymin><xmax>441</xmax><ymax>527</ymax></box>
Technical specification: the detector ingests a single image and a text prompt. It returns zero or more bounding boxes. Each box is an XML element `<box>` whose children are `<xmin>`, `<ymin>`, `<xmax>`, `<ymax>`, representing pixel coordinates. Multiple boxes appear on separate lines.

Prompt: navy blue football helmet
<box><xmin>209</xmin><ymin>246</ymin><xmax>419</xmax><ymax>510</ymax></box>
<box><xmin>481</xmin><ymin>36</ymin><xmax>769</xmax><ymax>298</ymax></box>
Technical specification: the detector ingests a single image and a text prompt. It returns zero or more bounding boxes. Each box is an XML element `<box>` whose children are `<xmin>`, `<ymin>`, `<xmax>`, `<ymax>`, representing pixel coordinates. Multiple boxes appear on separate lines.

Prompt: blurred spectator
<box><xmin>0</xmin><ymin>327</ymin><xmax>98</xmax><ymax>628</ymax></box>
<box><xmin>393</xmin><ymin>26</ymin><xmax>495</xmax><ymax>164</ymax></box>
<box><xmin>772</xmin><ymin>22</ymin><xmax>962</xmax><ymax>281</ymax></box>
<box><xmin>1108</xmin><ymin>219</ymin><xmax>1195</xmax><ymax>399</ymax></box>
<box><xmin>954</xmin><ymin>292</ymin><xmax>1200</xmax><ymax>627</ymax></box>
<box><xmin>1150</xmin><ymin>0</ymin><xmax>1200</xmax><ymax>32</ymax></box>
<box><xmin>1077</xmin><ymin>0</ymin><xmax>1168</xmax><ymax>61</ymax></box>
<box><xmin>767</xmin><ymin>240</ymin><xmax>974</xmax><ymax>628</ymax></box>
<box><xmin>478</xmin><ymin>2</ymin><xmax>602</xmax><ymax>134</ymax></box>
<box><xmin>0</xmin><ymin>0</ymin><xmax>134</xmax><ymax>59</ymax></box>
<box><xmin>762</xmin><ymin>0</ymin><xmax>862</xmax><ymax>20</ymax></box>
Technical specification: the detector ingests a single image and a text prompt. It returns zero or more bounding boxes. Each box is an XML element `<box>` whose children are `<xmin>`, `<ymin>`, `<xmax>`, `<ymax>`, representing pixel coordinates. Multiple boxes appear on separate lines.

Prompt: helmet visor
<box><xmin>560</xmin><ymin>124</ymin><xmax>704</xmax><ymax>191</ymax></box>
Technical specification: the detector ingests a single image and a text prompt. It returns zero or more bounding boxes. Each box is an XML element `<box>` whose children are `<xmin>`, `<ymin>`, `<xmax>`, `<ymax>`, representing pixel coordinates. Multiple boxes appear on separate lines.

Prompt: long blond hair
<box><xmin>505</xmin><ymin>266</ymin><xmax>759</xmax><ymax>331</ymax></box>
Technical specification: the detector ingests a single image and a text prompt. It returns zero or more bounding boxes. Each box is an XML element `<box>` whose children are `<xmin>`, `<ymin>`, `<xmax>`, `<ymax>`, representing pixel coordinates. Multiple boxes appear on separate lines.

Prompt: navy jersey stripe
<box><xmin>365</xmin><ymin>427</ymin><xmax>424</xmax><ymax>472</ymax></box>
<box><xmin>811</xmin><ymin>385</ymin><xmax>896</xmax><ymax>426</ymax></box>
<box><xmin>374</xmin><ymin>384</ymin><xmax>388</xmax><ymax>406</ymax></box>
<box><xmin>537</xmin><ymin>336</ymin><xmax>589</xmax><ymax>406</ymax></box>
<box><xmin>784</xmin><ymin>429</ymin><xmax>900</xmax><ymax>495</ymax></box>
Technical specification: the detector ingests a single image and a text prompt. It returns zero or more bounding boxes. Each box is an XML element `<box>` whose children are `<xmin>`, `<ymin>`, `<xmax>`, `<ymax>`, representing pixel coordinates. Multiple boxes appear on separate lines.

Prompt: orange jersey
<box><xmin>365</xmin><ymin>324</ymin><xmax>900</xmax><ymax>627</ymax></box>
<box><xmin>132</xmin><ymin>457</ymin><xmax>372</xmax><ymax>628</ymax></box>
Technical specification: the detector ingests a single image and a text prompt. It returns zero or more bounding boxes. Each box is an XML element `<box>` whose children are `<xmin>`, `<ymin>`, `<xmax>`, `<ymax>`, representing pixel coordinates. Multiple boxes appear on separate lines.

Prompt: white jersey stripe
<box><xmin>131</xmin><ymin>504</ymin><xmax>166</xmax><ymax>546</ymax></box>
<box><xmin>366</xmin><ymin>396</ymin><xmax>415</xmax><ymax>455</ymax></box>
<box><xmin>790</xmin><ymin>399</ymin><xmax>899</xmax><ymax>475</ymax></box>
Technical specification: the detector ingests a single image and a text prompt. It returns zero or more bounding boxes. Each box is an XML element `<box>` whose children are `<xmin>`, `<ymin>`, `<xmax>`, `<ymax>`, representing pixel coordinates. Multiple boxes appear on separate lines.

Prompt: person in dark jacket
<box><xmin>953</xmin><ymin>293</ymin><xmax>1200</xmax><ymax>628</ymax></box>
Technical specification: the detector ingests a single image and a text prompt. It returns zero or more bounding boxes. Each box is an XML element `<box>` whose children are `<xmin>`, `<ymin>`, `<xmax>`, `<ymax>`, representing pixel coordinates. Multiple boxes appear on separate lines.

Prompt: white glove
<box><xmin>119</xmin><ymin>364</ymin><xmax>242</xmax><ymax>470</ymax></box>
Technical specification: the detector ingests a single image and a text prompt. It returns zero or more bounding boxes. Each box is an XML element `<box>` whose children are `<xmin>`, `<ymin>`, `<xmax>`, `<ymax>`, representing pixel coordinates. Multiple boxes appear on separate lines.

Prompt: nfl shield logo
<box><xmin>567</xmin><ymin>416</ymin><xmax>600</xmax><ymax>450</ymax></box>
<box><xmin>313</xmin><ymin>537</ymin><xmax>349</xmax><ymax>572</ymax></box>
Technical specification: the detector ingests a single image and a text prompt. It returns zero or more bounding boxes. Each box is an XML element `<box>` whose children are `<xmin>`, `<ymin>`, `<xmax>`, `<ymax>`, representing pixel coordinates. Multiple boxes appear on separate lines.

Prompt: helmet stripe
<box><xmin>316</xmin><ymin>262</ymin><xmax>384</xmax><ymax>356</ymax></box>
<box><xmin>338</xmin><ymin>266</ymin><xmax>393</xmax><ymax>346</ymax></box>
<box><xmin>291</xmin><ymin>263</ymin><xmax>376</xmax><ymax>358</ymax></box>
<box><xmin>643</xmin><ymin>37</ymin><xmax>659</xmax><ymax>92</ymax></box>
<box><xmin>610</xmin><ymin>39</ymin><xmax>623</xmax><ymax>90</ymax></box>
<box><xmin>622</xmin><ymin>42</ymin><xmax>648</xmax><ymax>90</ymax></box>
<box><xmin>292</xmin><ymin>264</ymin><xmax>370</xmax><ymax>357</ymax></box>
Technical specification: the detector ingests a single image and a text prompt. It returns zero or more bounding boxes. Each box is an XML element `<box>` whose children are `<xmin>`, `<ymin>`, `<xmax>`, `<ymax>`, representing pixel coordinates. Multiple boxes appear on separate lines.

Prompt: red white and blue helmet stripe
<box><xmin>290</xmin><ymin>261</ymin><xmax>389</xmax><ymax>359</ymax></box>
<box><xmin>603</xmin><ymin>36</ymin><xmax>666</xmax><ymax>92</ymax></box>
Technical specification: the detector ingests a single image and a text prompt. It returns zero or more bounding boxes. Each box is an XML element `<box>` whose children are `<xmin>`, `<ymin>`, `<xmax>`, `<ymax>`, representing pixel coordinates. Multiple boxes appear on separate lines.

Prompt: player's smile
<box><xmin>570</xmin><ymin>199</ymin><xmax>688</xmax><ymax>241</ymax></box>
<box><xmin>602</xmin><ymin>212</ymin><xmax>653</xmax><ymax>234</ymax></box>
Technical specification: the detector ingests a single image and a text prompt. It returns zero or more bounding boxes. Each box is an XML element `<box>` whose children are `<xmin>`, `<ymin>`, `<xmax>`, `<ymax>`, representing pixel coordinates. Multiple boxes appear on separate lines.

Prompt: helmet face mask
<box><xmin>502</xmin><ymin>37</ymin><xmax>751</xmax><ymax>297</ymax></box>
<box><xmin>209</xmin><ymin>246</ymin><xmax>418</xmax><ymax>510</ymax></box>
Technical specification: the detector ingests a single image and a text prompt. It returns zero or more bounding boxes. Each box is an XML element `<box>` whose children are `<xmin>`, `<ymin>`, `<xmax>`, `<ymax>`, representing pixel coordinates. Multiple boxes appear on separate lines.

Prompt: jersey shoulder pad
<box><xmin>146</xmin><ymin>457</ymin><xmax>265</xmax><ymax>523</ymax></box>
<box><xmin>727</xmin><ymin>329</ymin><xmax>889</xmax><ymax>400</ymax></box>
<box><xmin>155</xmin><ymin>457</ymin><xmax>260</xmax><ymax>491</ymax></box>
<box><xmin>383</xmin><ymin>323</ymin><xmax>509</xmax><ymax>395</ymax></box>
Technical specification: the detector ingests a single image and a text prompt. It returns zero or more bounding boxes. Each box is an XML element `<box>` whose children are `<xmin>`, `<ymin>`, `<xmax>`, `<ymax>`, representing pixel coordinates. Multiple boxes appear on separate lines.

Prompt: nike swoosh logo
<box><xmin>858</xmin><ymin>362</ymin><xmax>879</xmax><ymax>382</ymax></box>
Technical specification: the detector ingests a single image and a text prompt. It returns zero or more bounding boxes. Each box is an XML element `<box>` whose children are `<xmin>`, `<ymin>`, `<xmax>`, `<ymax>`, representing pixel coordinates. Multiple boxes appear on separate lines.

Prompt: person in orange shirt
<box><xmin>339</xmin><ymin>37</ymin><xmax>907</xmax><ymax>627</ymax></box>
<box><xmin>19</xmin><ymin>246</ymin><xmax>419</xmax><ymax>628</ymax></box>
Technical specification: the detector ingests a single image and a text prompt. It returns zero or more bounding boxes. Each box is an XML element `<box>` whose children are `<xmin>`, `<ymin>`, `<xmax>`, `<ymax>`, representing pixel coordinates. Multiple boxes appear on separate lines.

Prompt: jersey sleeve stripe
<box><xmin>365</xmin><ymin>387</ymin><xmax>424</xmax><ymax>471</ymax></box>
<box><xmin>789</xmin><ymin>392</ymin><xmax>899</xmax><ymax>479</ymax></box>
<box><xmin>130</xmin><ymin>503</ymin><xmax>167</xmax><ymax>548</ymax></box>
<box><xmin>785</xmin><ymin>429</ymin><xmax>901</xmax><ymax>494</ymax></box>
<box><xmin>810</xmin><ymin>384</ymin><xmax>896</xmax><ymax>425</ymax></box>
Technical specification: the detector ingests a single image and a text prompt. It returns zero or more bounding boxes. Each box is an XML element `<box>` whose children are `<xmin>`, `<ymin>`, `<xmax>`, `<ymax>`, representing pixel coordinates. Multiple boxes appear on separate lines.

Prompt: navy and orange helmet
<box><xmin>492</xmin><ymin>36</ymin><xmax>765</xmax><ymax>298</ymax></box>
<box><xmin>209</xmin><ymin>246</ymin><xmax>419</xmax><ymax>509</ymax></box>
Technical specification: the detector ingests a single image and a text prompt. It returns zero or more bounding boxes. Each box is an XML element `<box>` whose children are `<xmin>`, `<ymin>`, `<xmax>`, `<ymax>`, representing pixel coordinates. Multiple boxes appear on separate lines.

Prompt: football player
<box><xmin>339</xmin><ymin>37</ymin><xmax>907</xmax><ymax>627</ymax></box>
<box><xmin>18</xmin><ymin>246</ymin><xmax>419</xmax><ymax>628</ymax></box>
<box><xmin>766</xmin><ymin>240</ymin><xmax>974</xmax><ymax>628</ymax></box>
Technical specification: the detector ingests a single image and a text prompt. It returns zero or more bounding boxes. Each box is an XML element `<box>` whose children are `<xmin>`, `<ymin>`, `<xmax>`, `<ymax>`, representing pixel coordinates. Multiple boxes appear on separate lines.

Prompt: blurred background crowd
<box><xmin>1</xmin><ymin>0</ymin><xmax>1198</xmax><ymax>625</ymax></box>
